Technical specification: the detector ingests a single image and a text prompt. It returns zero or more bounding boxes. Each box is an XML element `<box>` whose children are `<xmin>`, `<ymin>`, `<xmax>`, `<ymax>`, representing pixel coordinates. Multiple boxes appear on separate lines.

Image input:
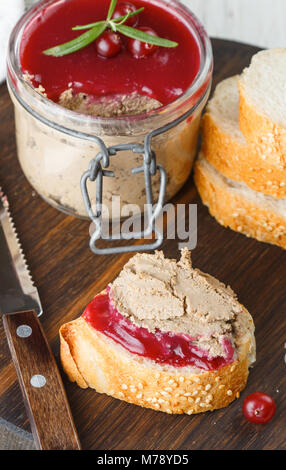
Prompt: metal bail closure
<box><xmin>80</xmin><ymin>137</ymin><xmax>167</xmax><ymax>255</ymax></box>
<box><xmin>79</xmin><ymin>84</ymin><xmax>211</xmax><ymax>256</ymax></box>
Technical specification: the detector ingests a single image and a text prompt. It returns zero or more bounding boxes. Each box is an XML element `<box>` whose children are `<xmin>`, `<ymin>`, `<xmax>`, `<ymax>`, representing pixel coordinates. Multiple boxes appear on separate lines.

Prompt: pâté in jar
<box><xmin>7</xmin><ymin>0</ymin><xmax>213</xmax><ymax>220</ymax></box>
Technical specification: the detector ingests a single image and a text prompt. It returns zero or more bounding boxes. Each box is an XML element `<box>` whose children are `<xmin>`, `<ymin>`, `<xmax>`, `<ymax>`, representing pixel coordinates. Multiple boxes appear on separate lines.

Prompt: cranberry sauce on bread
<box><xmin>60</xmin><ymin>250</ymin><xmax>255</xmax><ymax>415</ymax></box>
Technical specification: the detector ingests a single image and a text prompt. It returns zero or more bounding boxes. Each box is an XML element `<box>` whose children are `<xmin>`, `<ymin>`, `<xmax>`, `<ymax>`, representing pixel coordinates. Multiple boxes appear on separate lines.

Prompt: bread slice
<box><xmin>194</xmin><ymin>153</ymin><xmax>286</xmax><ymax>249</ymax></box>
<box><xmin>60</xmin><ymin>252</ymin><xmax>255</xmax><ymax>416</ymax></box>
<box><xmin>201</xmin><ymin>75</ymin><xmax>286</xmax><ymax>199</ymax></box>
<box><xmin>239</xmin><ymin>49</ymin><xmax>286</xmax><ymax>168</ymax></box>
<box><xmin>60</xmin><ymin>316</ymin><xmax>252</xmax><ymax>415</ymax></box>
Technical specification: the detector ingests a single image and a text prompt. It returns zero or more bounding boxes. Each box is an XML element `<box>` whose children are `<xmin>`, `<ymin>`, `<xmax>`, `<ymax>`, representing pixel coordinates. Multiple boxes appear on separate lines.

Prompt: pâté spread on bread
<box><xmin>7</xmin><ymin>0</ymin><xmax>212</xmax><ymax>218</ymax></box>
<box><xmin>60</xmin><ymin>250</ymin><xmax>255</xmax><ymax>415</ymax></box>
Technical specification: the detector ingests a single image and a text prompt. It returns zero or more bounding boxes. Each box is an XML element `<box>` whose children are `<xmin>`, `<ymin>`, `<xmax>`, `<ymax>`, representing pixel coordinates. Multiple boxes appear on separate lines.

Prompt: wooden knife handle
<box><xmin>2</xmin><ymin>310</ymin><xmax>81</xmax><ymax>450</ymax></box>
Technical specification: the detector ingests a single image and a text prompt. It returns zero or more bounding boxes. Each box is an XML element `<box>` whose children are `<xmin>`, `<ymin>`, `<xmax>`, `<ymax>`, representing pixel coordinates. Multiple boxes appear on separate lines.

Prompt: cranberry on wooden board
<box><xmin>113</xmin><ymin>2</ymin><xmax>139</xmax><ymax>27</ymax></box>
<box><xmin>243</xmin><ymin>393</ymin><xmax>276</xmax><ymax>424</ymax></box>
<box><xmin>127</xmin><ymin>26</ymin><xmax>159</xmax><ymax>58</ymax></box>
<box><xmin>95</xmin><ymin>31</ymin><xmax>122</xmax><ymax>58</ymax></box>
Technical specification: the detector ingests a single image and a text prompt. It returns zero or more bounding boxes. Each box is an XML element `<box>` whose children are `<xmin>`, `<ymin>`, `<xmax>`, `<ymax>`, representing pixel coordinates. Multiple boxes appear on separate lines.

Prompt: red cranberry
<box><xmin>113</xmin><ymin>2</ymin><xmax>138</xmax><ymax>27</ymax></box>
<box><xmin>243</xmin><ymin>393</ymin><xmax>276</xmax><ymax>424</ymax></box>
<box><xmin>127</xmin><ymin>26</ymin><xmax>159</xmax><ymax>59</ymax></box>
<box><xmin>95</xmin><ymin>31</ymin><xmax>121</xmax><ymax>58</ymax></box>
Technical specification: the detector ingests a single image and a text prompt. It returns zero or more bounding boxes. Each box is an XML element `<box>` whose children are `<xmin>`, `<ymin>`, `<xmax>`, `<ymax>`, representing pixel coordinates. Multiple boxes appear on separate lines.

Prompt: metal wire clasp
<box><xmin>79</xmin><ymin>83</ymin><xmax>211</xmax><ymax>255</ymax></box>
<box><xmin>8</xmin><ymin>70</ymin><xmax>211</xmax><ymax>256</ymax></box>
<box><xmin>80</xmin><ymin>137</ymin><xmax>167</xmax><ymax>255</ymax></box>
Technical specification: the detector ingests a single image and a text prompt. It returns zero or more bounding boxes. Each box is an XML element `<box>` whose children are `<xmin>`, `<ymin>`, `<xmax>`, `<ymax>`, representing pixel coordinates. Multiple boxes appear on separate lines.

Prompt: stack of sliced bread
<box><xmin>194</xmin><ymin>49</ymin><xmax>286</xmax><ymax>249</ymax></box>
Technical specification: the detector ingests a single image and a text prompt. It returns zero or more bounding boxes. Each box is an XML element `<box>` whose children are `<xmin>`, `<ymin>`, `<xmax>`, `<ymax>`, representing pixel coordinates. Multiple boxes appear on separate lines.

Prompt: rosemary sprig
<box><xmin>43</xmin><ymin>22</ymin><xmax>107</xmax><ymax>57</ymax></box>
<box><xmin>107</xmin><ymin>0</ymin><xmax>118</xmax><ymax>20</ymax></box>
<box><xmin>72</xmin><ymin>8</ymin><xmax>144</xmax><ymax>31</ymax></box>
<box><xmin>43</xmin><ymin>0</ymin><xmax>178</xmax><ymax>57</ymax></box>
<box><xmin>116</xmin><ymin>24</ymin><xmax>178</xmax><ymax>48</ymax></box>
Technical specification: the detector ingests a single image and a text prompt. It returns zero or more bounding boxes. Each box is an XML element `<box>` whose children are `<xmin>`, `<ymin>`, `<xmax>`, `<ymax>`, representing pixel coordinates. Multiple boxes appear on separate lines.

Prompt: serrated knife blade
<box><xmin>0</xmin><ymin>188</ymin><xmax>42</xmax><ymax>316</ymax></box>
<box><xmin>0</xmin><ymin>187</ymin><xmax>81</xmax><ymax>450</ymax></box>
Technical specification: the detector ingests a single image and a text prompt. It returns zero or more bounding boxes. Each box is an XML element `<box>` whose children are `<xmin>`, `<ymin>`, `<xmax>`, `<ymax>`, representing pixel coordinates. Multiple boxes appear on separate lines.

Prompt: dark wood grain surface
<box><xmin>0</xmin><ymin>39</ymin><xmax>285</xmax><ymax>450</ymax></box>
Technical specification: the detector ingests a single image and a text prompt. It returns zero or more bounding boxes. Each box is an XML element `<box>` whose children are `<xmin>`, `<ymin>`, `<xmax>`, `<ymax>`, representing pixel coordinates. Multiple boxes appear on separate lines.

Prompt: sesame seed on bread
<box><xmin>59</xmin><ymin>306</ymin><xmax>254</xmax><ymax>415</ymax></box>
<box><xmin>201</xmin><ymin>75</ymin><xmax>286</xmax><ymax>199</ymax></box>
<box><xmin>60</xmin><ymin>249</ymin><xmax>255</xmax><ymax>416</ymax></box>
<box><xmin>194</xmin><ymin>153</ymin><xmax>286</xmax><ymax>249</ymax></box>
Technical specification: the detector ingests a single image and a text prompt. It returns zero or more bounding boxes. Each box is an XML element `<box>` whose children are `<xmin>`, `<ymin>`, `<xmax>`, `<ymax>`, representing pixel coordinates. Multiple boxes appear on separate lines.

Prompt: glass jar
<box><xmin>7</xmin><ymin>0</ymin><xmax>213</xmax><ymax>220</ymax></box>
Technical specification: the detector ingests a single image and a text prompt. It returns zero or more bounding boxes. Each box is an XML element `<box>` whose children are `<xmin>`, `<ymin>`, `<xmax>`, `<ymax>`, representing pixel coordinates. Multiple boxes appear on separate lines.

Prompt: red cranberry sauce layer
<box><xmin>82</xmin><ymin>291</ymin><xmax>235</xmax><ymax>371</ymax></box>
<box><xmin>20</xmin><ymin>0</ymin><xmax>200</xmax><ymax>105</ymax></box>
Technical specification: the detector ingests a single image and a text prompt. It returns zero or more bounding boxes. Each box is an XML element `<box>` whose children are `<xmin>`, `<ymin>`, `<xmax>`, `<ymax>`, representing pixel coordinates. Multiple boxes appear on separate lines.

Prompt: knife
<box><xmin>0</xmin><ymin>188</ymin><xmax>81</xmax><ymax>450</ymax></box>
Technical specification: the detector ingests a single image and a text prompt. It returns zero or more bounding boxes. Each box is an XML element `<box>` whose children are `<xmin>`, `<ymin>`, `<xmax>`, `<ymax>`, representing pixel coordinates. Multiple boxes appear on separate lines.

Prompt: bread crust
<box><xmin>194</xmin><ymin>156</ymin><xmax>286</xmax><ymax>249</ymax></box>
<box><xmin>239</xmin><ymin>84</ymin><xmax>286</xmax><ymax>171</ymax></box>
<box><xmin>60</xmin><ymin>312</ymin><xmax>252</xmax><ymax>415</ymax></box>
<box><xmin>201</xmin><ymin>111</ymin><xmax>286</xmax><ymax>199</ymax></box>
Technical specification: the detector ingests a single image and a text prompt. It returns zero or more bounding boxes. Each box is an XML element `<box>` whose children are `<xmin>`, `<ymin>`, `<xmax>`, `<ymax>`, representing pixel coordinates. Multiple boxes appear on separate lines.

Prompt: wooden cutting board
<box><xmin>0</xmin><ymin>39</ymin><xmax>285</xmax><ymax>451</ymax></box>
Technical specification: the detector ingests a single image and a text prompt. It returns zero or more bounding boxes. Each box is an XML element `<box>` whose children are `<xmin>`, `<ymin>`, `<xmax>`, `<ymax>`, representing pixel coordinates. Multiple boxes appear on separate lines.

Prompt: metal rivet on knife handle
<box><xmin>30</xmin><ymin>374</ymin><xmax>47</xmax><ymax>389</ymax></box>
<box><xmin>16</xmin><ymin>325</ymin><xmax>32</xmax><ymax>338</ymax></box>
<box><xmin>0</xmin><ymin>190</ymin><xmax>81</xmax><ymax>449</ymax></box>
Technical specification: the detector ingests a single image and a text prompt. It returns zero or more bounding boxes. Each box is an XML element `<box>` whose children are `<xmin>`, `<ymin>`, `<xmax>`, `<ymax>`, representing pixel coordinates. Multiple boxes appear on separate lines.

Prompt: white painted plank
<box><xmin>184</xmin><ymin>0</ymin><xmax>286</xmax><ymax>48</ymax></box>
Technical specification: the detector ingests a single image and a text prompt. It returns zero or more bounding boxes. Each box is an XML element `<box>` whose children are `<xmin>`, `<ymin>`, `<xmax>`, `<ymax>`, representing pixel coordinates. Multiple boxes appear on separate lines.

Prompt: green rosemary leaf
<box><xmin>42</xmin><ymin>0</ymin><xmax>178</xmax><ymax>57</ymax></box>
<box><xmin>107</xmin><ymin>0</ymin><xmax>118</xmax><ymax>20</ymax></box>
<box><xmin>72</xmin><ymin>7</ymin><xmax>144</xmax><ymax>30</ymax></box>
<box><xmin>116</xmin><ymin>24</ymin><xmax>178</xmax><ymax>48</ymax></box>
<box><xmin>43</xmin><ymin>21</ymin><xmax>107</xmax><ymax>57</ymax></box>
<box><xmin>72</xmin><ymin>20</ymin><xmax>106</xmax><ymax>31</ymax></box>
<box><xmin>112</xmin><ymin>7</ymin><xmax>145</xmax><ymax>23</ymax></box>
